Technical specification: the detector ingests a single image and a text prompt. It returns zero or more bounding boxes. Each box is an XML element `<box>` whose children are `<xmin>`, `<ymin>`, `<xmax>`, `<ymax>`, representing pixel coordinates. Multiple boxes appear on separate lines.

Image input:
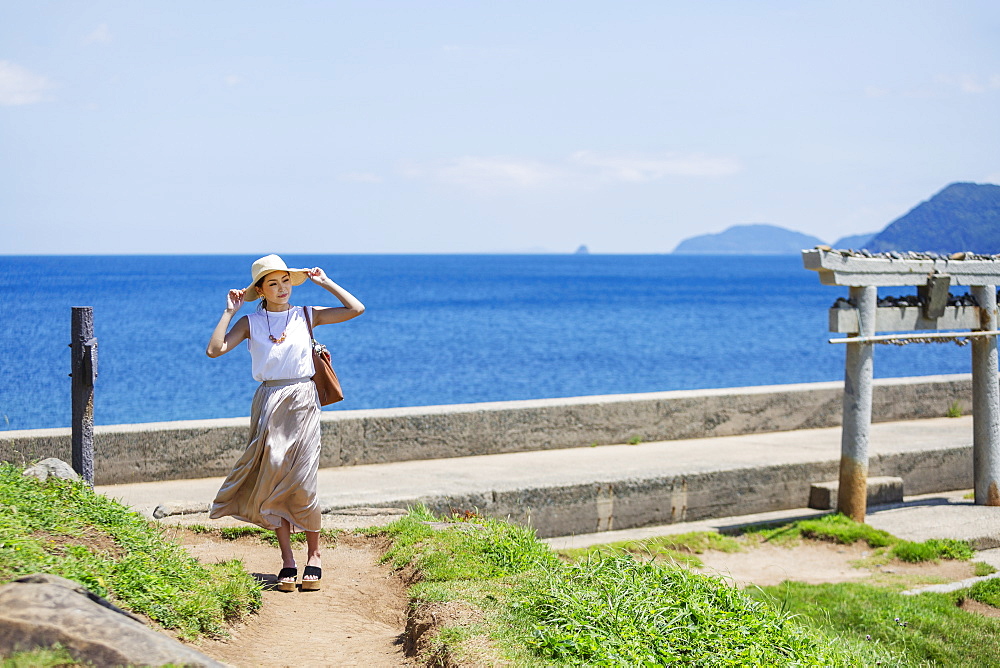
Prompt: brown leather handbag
<box><xmin>304</xmin><ymin>307</ymin><xmax>344</xmax><ymax>405</ymax></box>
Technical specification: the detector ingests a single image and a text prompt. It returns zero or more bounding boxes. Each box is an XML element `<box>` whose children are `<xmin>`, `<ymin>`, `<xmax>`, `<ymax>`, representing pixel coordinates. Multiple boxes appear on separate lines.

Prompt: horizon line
<box><xmin>0</xmin><ymin>250</ymin><xmax>822</xmax><ymax>258</ymax></box>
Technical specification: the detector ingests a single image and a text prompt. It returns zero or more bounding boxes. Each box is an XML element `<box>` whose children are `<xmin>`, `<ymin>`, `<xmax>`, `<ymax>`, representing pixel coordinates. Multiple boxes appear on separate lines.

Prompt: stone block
<box><xmin>0</xmin><ymin>574</ymin><xmax>224</xmax><ymax>667</ymax></box>
<box><xmin>808</xmin><ymin>476</ymin><xmax>904</xmax><ymax>510</ymax></box>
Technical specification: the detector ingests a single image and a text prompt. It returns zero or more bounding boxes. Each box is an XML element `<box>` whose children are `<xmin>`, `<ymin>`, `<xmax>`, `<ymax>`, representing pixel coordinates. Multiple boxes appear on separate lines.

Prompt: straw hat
<box><xmin>243</xmin><ymin>254</ymin><xmax>309</xmax><ymax>300</ymax></box>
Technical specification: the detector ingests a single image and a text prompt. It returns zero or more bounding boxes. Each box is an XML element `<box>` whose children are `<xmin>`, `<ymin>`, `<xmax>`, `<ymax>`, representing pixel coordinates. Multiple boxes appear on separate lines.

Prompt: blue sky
<box><xmin>2</xmin><ymin>1</ymin><xmax>999</xmax><ymax>254</ymax></box>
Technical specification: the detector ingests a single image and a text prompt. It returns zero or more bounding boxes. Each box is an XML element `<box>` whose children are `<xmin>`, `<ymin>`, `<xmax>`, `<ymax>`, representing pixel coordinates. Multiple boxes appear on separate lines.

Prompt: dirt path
<box><xmin>165</xmin><ymin>524</ymin><xmax>995</xmax><ymax>667</ymax></box>
<box><xmin>175</xmin><ymin>530</ymin><xmax>414</xmax><ymax>668</ymax></box>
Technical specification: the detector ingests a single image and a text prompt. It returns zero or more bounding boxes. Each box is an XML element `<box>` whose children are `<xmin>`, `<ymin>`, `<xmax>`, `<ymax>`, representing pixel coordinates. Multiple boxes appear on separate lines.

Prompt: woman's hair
<box><xmin>254</xmin><ymin>276</ymin><xmax>267</xmax><ymax>309</ymax></box>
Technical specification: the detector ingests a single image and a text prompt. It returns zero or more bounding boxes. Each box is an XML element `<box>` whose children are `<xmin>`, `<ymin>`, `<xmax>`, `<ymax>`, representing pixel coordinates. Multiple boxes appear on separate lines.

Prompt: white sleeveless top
<box><xmin>246</xmin><ymin>306</ymin><xmax>315</xmax><ymax>382</ymax></box>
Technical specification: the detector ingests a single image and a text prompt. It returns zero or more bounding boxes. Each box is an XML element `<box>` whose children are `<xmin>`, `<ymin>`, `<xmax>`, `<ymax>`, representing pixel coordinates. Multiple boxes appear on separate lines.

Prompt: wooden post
<box><xmin>839</xmin><ymin>285</ymin><xmax>877</xmax><ymax>520</ymax></box>
<box><xmin>71</xmin><ymin>307</ymin><xmax>97</xmax><ymax>485</ymax></box>
<box><xmin>972</xmin><ymin>285</ymin><xmax>1000</xmax><ymax>505</ymax></box>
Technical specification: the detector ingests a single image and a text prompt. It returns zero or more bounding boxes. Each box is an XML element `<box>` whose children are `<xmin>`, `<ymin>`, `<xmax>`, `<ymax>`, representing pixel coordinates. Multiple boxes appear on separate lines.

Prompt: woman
<box><xmin>206</xmin><ymin>254</ymin><xmax>365</xmax><ymax>591</ymax></box>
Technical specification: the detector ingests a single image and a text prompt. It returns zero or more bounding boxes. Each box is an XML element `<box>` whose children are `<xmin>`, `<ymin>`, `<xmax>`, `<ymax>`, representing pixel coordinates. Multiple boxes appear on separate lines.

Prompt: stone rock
<box><xmin>0</xmin><ymin>574</ymin><xmax>225</xmax><ymax>667</ymax></box>
<box><xmin>22</xmin><ymin>458</ymin><xmax>80</xmax><ymax>483</ymax></box>
<box><xmin>322</xmin><ymin>506</ymin><xmax>408</xmax><ymax>517</ymax></box>
<box><xmin>153</xmin><ymin>501</ymin><xmax>211</xmax><ymax>519</ymax></box>
<box><xmin>13</xmin><ymin>574</ymin><xmax>145</xmax><ymax>623</ymax></box>
<box><xmin>808</xmin><ymin>476</ymin><xmax>904</xmax><ymax>511</ymax></box>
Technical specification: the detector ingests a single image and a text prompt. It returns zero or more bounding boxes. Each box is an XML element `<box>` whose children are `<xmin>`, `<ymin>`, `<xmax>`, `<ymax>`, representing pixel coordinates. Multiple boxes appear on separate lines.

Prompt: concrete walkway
<box><xmin>92</xmin><ymin>415</ymin><xmax>1000</xmax><ymax>542</ymax></box>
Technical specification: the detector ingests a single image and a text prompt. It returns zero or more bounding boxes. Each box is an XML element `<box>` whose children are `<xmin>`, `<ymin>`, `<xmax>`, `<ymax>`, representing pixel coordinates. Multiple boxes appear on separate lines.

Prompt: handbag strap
<box><xmin>303</xmin><ymin>306</ymin><xmax>316</xmax><ymax>341</ymax></box>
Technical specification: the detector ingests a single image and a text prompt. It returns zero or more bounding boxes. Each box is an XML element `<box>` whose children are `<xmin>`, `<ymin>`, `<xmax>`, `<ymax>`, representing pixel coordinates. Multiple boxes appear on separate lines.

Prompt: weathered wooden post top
<box><xmin>70</xmin><ymin>307</ymin><xmax>98</xmax><ymax>486</ymax></box>
<box><xmin>803</xmin><ymin>247</ymin><xmax>1000</xmax><ymax>521</ymax></box>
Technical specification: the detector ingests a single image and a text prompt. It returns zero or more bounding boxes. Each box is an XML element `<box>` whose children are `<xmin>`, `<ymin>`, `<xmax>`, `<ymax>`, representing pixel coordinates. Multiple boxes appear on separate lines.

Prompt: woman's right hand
<box><xmin>208</xmin><ymin>294</ymin><xmax>251</xmax><ymax>358</ymax></box>
<box><xmin>226</xmin><ymin>289</ymin><xmax>246</xmax><ymax>313</ymax></box>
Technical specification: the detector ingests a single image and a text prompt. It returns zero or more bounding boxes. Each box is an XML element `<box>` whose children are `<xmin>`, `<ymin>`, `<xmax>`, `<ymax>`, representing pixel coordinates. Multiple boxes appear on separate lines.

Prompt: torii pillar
<box><xmin>839</xmin><ymin>285</ymin><xmax>876</xmax><ymax>520</ymax></box>
<box><xmin>972</xmin><ymin>286</ymin><xmax>1000</xmax><ymax>505</ymax></box>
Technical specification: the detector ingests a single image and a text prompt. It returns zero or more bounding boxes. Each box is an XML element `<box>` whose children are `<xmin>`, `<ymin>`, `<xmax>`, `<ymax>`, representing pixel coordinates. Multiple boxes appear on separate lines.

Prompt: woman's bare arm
<box><xmin>306</xmin><ymin>267</ymin><xmax>366</xmax><ymax>326</ymax></box>
<box><xmin>206</xmin><ymin>289</ymin><xmax>251</xmax><ymax>357</ymax></box>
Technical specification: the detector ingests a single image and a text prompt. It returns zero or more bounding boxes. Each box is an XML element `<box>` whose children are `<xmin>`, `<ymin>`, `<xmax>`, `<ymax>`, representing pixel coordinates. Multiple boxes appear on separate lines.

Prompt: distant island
<box><xmin>672</xmin><ymin>224</ymin><xmax>825</xmax><ymax>255</ymax></box>
<box><xmin>671</xmin><ymin>182</ymin><xmax>999</xmax><ymax>255</ymax></box>
<box><xmin>866</xmin><ymin>182</ymin><xmax>1000</xmax><ymax>254</ymax></box>
<box><xmin>831</xmin><ymin>232</ymin><xmax>876</xmax><ymax>249</ymax></box>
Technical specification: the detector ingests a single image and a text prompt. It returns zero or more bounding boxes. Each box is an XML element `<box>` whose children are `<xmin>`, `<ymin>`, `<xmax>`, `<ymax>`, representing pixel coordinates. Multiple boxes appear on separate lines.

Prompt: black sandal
<box><xmin>276</xmin><ymin>567</ymin><xmax>297</xmax><ymax>592</ymax></box>
<box><xmin>301</xmin><ymin>565</ymin><xmax>322</xmax><ymax>591</ymax></box>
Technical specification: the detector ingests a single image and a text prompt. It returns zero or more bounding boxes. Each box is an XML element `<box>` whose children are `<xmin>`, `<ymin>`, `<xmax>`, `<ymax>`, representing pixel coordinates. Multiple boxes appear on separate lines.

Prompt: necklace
<box><xmin>265</xmin><ymin>306</ymin><xmax>293</xmax><ymax>344</ymax></box>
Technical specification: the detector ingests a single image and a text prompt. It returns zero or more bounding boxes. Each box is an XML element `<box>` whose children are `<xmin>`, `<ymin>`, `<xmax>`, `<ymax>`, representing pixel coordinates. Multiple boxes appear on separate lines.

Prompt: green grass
<box><xmin>975</xmin><ymin>562</ymin><xmax>998</xmax><ymax>577</ymax></box>
<box><xmin>947</xmin><ymin>400</ymin><xmax>964</xmax><ymax>417</ymax></box>
<box><xmin>374</xmin><ymin>507</ymin><xmax>892</xmax><ymax>666</ymax></box>
<box><xmin>968</xmin><ymin>577</ymin><xmax>1000</xmax><ymax>608</ymax></box>
<box><xmin>513</xmin><ymin>553</ymin><xmax>884</xmax><ymax>666</ymax></box>
<box><xmin>797</xmin><ymin>513</ymin><xmax>895</xmax><ymax>547</ymax></box>
<box><xmin>892</xmin><ymin>538</ymin><xmax>975</xmax><ymax>563</ymax></box>
<box><xmin>748</xmin><ymin>513</ymin><xmax>975</xmax><ymax>564</ymax></box>
<box><xmin>1</xmin><ymin>645</ymin><xmax>88</xmax><ymax>667</ymax></box>
<box><xmin>377</xmin><ymin>507</ymin><xmax>560</xmax><ymax>582</ymax></box>
<box><xmin>218</xmin><ymin>525</ymin><xmax>313</xmax><ymax>546</ymax></box>
<box><xmin>186</xmin><ymin>524</ymin><xmax>214</xmax><ymax>534</ymax></box>
<box><xmin>190</xmin><ymin>524</ymin><xmax>341</xmax><ymax>547</ymax></box>
<box><xmin>741</xmin><ymin>520</ymin><xmax>805</xmax><ymax>547</ymax></box>
<box><xmin>0</xmin><ymin>463</ymin><xmax>261</xmax><ymax>639</ymax></box>
<box><xmin>370</xmin><ymin>508</ymin><xmax>1000</xmax><ymax>666</ymax></box>
<box><xmin>754</xmin><ymin>581</ymin><xmax>1000</xmax><ymax>667</ymax></box>
<box><xmin>558</xmin><ymin>531</ymin><xmax>741</xmax><ymax>568</ymax></box>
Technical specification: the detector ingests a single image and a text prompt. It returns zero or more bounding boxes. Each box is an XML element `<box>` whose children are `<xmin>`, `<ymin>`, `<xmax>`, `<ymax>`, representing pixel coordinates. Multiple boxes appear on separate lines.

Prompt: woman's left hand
<box><xmin>307</xmin><ymin>266</ymin><xmax>365</xmax><ymax>324</ymax></box>
<box><xmin>307</xmin><ymin>267</ymin><xmax>329</xmax><ymax>283</ymax></box>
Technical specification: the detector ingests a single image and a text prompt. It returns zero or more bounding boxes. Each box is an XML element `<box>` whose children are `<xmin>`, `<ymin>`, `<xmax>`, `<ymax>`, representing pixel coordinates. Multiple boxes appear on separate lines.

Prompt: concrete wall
<box><xmin>404</xmin><ymin>446</ymin><xmax>974</xmax><ymax>538</ymax></box>
<box><xmin>0</xmin><ymin>374</ymin><xmax>974</xmax><ymax>486</ymax></box>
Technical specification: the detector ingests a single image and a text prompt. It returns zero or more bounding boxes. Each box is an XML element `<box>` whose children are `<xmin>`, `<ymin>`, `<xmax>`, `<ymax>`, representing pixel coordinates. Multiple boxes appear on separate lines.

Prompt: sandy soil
<box><xmin>693</xmin><ymin>539</ymin><xmax>977</xmax><ymax>588</ymax></box>
<box><xmin>175</xmin><ymin>530</ymin><xmax>414</xmax><ymax>668</ymax></box>
<box><xmin>961</xmin><ymin>598</ymin><xmax>1000</xmax><ymax>618</ymax></box>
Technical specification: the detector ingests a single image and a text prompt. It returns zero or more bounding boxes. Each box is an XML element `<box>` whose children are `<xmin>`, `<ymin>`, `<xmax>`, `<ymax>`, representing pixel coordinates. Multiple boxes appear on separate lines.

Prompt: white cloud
<box><xmin>936</xmin><ymin>73</ymin><xmax>1000</xmax><ymax>94</ymax></box>
<box><xmin>224</xmin><ymin>75</ymin><xmax>243</xmax><ymax>87</ymax></box>
<box><xmin>0</xmin><ymin>61</ymin><xmax>52</xmax><ymax>106</ymax></box>
<box><xmin>570</xmin><ymin>150</ymin><xmax>743</xmax><ymax>181</ymax></box>
<box><xmin>84</xmin><ymin>23</ymin><xmax>112</xmax><ymax>44</ymax></box>
<box><xmin>871</xmin><ymin>75</ymin><xmax>1000</xmax><ymax>99</ymax></box>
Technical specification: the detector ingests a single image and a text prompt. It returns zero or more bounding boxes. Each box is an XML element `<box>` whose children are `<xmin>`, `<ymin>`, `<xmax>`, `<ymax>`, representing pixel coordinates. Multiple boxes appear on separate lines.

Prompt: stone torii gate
<box><xmin>803</xmin><ymin>248</ymin><xmax>1000</xmax><ymax>521</ymax></box>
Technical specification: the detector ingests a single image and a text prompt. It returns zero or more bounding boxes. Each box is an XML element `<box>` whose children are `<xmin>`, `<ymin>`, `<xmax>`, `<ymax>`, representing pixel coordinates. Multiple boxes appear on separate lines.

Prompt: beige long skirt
<box><xmin>210</xmin><ymin>377</ymin><xmax>322</xmax><ymax>532</ymax></box>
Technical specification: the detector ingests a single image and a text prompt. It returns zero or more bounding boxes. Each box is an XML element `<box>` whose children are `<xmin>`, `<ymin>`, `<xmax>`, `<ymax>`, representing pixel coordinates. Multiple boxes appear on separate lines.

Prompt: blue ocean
<box><xmin>0</xmin><ymin>254</ymin><xmax>975</xmax><ymax>431</ymax></box>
